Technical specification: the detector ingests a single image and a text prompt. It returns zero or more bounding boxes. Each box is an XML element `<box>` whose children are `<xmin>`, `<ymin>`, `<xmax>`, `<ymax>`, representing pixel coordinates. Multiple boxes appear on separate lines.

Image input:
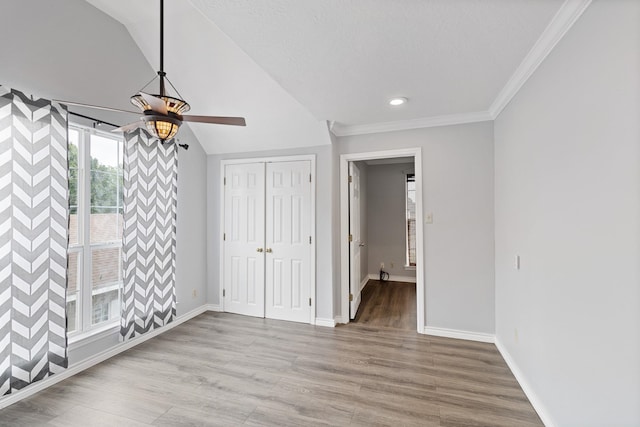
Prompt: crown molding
<box><xmin>331</xmin><ymin>110</ymin><xmax>493</xmax><ymax>137</ymax></box>
<box><xmin>489</xmin><ymin>0</ymin><xmax>592</xmax><ymax>118</ymax></box>
<box><xmin>328</xmin><ymin>0</ymin><xmax>591</xmax><ymax>138</ymax></box>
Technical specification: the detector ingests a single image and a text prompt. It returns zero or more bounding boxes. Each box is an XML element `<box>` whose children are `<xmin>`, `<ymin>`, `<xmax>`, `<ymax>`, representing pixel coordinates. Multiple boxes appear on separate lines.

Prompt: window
<box><xmin>405</xmin><ymin>173</ymin><xmax>416</xmax><ymax>267</ymax></box>
<box><xmin>67</xmin><ymin>125</ymin><xmax>124</xmax><ymax>336</ymax></box>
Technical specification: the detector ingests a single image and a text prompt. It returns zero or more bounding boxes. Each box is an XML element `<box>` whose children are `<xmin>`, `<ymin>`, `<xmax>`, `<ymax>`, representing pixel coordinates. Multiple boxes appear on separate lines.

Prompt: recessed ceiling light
<box><xmin>389</xmin><ymin>97</ymin><xmax>408</xmax><ymax>106</ymax></box>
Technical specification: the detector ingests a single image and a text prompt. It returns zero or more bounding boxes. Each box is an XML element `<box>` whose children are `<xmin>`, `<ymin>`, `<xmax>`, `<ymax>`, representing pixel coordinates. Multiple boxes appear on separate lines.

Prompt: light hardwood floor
<box><xmin>0</xmin><ymin>312</ymin><xmax>542</xmax><ymax>426</ymax></box>
<box><xmin>354</xmin><ymin>280</ymin><xmax>417</xmax><ymax>330</ymax></box>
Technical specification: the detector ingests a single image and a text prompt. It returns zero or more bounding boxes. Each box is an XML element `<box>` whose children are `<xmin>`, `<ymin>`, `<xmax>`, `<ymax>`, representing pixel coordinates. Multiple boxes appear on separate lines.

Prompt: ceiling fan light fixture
<box><xmin>143</xmin><ymin>115</ymin><xmax>182</xmax><ymax>141</ymax></box>
<box><xmin>130</xmin><ymin>94</ymin><xmax>191</xmax><ymax>115</ymax></box>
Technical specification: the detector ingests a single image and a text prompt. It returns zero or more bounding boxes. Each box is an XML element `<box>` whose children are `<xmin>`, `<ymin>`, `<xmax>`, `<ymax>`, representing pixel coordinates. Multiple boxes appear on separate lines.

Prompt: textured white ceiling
<box><xmin>190</xmin><ymin>0</ymin><xmax>564</xmax><ymax>125</ymax></box>
<box><xmin>86</xmin><ymin>0</ymin><xmax>564</xmax><ymax>152</ymax></box>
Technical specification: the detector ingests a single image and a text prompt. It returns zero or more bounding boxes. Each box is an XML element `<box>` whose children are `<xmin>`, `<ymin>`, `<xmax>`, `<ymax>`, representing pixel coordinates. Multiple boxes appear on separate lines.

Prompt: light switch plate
<box><xmin>425</xmin><ymin>212</ymin><xmax>433</xmax><ymax>224</ymax></box>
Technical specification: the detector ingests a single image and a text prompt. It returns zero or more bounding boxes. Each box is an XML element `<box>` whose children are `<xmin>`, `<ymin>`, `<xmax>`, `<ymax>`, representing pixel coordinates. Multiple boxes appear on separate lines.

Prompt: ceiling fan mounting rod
<box><xmin>158</xmin><ymin>0</ymin><xmax>165</xmax><ymax>97</ymax></box>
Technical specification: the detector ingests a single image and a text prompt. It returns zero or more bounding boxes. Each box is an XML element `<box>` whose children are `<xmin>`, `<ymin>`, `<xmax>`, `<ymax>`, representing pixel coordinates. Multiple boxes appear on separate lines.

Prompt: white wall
<box><xmin>494</xmin><ymin>1</ymin><xmax>640</xmax><ymax>426</ymax></box>
<box><xmin>338</xmin><ymin>121</ymin><xmax>495</xmax><ymax>334</ymax></box>
<box><xmin>0</xmin><ymin>0</ymin><xmax>208</xmax><ymax>365</ymax></box>
<box><xmin>366</xmin><ymin>163</ymin><xmax>416</xmax><ymax>280</ymax></box>
<box><xmin>206</xmin><ymin>143</ymin><xmax>336</xmax><ymax>320</ymax></box>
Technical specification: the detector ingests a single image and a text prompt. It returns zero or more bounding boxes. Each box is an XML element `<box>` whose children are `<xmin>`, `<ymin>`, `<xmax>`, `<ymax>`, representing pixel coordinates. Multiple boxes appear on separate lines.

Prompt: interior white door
<box><xmin>223</xmin><ymin>163</ymin><xmax>266</xmax><ymax>317</ymax></box>
<box><xmin>349</xmin><ymin>162</ymin><xmax>362</xmax><ymax>319</ymax></box>
<box><xmin>265</xmin><ymin>161</ymin><xmax>312</xmax><ymax>323</ymax></box>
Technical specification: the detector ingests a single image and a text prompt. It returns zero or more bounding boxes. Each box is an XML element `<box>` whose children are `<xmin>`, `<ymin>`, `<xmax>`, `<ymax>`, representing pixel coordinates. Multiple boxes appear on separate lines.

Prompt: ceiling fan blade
<box><xmin>139</xmin><ymin>92</ymin><xmax>168</xmax><ymax>115</ymax></box>
<box><xmin>53</xmin><ymin>100</ymin><xmax>139</xmax><ymax>115</ymax></box>
<box><xmin>112</xmin><ymin>121</ymin><xmax>144</xmax><ymax>133</ymax></box>
<box><xmin>181</xmin><ymin>115</ymin><xmax>246</xmax><ymax>126</ymax></box>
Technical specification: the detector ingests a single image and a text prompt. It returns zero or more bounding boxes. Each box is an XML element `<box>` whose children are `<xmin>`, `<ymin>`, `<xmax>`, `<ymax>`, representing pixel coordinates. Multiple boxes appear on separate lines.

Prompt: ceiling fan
<box><xmin>58</xmin><ymin>0</ymin><xmax>246</xmax><ymax>143</ymax></box>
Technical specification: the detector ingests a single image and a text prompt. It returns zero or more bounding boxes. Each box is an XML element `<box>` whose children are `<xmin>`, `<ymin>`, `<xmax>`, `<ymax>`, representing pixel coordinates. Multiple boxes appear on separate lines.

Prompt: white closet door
<box><xmin>265</xmin><ymin>161</ymin><xmax>312</xmax><ymax>323</ymax></box>
<box><xmin>223</xmin><ymin>163</ymin><xmax>265</xmax><ymax>317</ymax></box>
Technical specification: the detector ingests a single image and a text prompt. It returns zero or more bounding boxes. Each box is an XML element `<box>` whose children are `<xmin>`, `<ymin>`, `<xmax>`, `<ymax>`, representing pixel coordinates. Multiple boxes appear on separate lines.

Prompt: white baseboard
<box><xmin>315</xmin><ymin>318</ymin><xmax>336</xmax><ymax>328</ymax></box>
<box><xmin>205</xmin><ymin>304</ymin><xmax>222</xmax><ymax>312</ymax></box>
<box><xmin>495</xmin><ymin>337</ymin><xmax>555</xmax><ymax>427</ymax></box>
<box><xmin>0</xmin><ymin>304</ymin><xmax>208</xmax><ymax>410</ymax></box>
<box><xmin>334</xmin><ymin>315</ymin><xmax>347</xmax><ymax>325</ymax></box>
<box><xmin>367</xmin><ymin>273</ymin><xmax>416</xmax><ymax>283</ymax></box>
<box><xmin>424</xmin><ymin>326</ymin><xmax>495</xmax><ymax>343</ymax></box>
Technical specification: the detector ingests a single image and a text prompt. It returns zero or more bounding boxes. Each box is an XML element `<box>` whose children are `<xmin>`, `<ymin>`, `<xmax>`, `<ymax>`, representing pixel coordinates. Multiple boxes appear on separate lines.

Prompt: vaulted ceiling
<box><xmin>85</xmin><ymin>0</ymin><xmax>566</xmax><ymax>153</ymax></box>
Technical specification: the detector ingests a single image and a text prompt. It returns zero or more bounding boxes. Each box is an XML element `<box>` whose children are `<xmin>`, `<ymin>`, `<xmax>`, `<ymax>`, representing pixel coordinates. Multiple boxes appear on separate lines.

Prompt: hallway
<box><xmin>353</xmin><ymin>280</ymin><xmax>416</xmax><ymax>331</ymax></box>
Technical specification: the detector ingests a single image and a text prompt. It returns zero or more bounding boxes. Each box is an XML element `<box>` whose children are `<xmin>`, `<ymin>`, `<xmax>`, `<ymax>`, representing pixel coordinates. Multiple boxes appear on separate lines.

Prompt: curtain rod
<box><xmin>68</xmin><ymin>111</ymin><xmax>118</xmax><ymax>128</ymax></box>
<box><xmin>67</xmin><ymin>111</ymin><xmax>189</xmax><ymax>150</ymax></box>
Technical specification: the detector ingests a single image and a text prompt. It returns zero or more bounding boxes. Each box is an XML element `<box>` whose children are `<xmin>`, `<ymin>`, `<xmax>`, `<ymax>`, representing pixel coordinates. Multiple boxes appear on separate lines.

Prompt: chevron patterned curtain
<box><xmin>120</xmin><ymin>129</ymin><xmax>177</xmax><ymax>340</ymax></box>
<box><xmin>0</xmin><ymin>86</ymin><xmax>69</xmax><ymax>395</ymax></box>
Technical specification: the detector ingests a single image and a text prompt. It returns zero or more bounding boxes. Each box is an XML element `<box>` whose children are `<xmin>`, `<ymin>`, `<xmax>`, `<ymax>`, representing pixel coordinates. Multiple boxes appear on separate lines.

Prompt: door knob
<box><xmin>265</xmin><ymin>248</ymin><xmax>273</xmax><ymax>253</ymax></box>
<box><xmin>256</xmin><ymin>248</ymin><xmax>264</xmax><ymax>252</ymax></box>
<box><xmin>359</xmin><ymin>242</ymin><xmax>366</xmax><ymax>247</ymax></box>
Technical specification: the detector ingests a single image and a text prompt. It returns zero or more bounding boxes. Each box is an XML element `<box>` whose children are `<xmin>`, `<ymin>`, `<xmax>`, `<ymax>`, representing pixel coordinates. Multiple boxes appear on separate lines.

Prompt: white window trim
<box><xmin>67</xmin><ymin>124</ymin><xmax>123</xmax><ymax>343</ymax></box>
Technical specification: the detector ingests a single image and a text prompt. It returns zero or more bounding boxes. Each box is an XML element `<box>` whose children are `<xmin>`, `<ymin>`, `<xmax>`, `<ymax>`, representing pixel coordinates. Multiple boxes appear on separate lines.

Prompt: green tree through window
<box><xmin>68</xmin><ymin>141</ymin><xmax>123</xmax><ymax>214</ymax></box>
<box><xmin>90</xmin><ymin>158</ymin><xmax>122</xmax><ymax>214</ymax></box>
<box><xmin>69</xmin><ymin>140</ymin><xmax>78</xmax><ymax>215</ymax></box>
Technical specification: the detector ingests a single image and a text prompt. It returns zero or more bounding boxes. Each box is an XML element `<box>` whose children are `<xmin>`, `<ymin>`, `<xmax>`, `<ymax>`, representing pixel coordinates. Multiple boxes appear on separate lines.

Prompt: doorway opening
<box><xmin>340</xmin><ymin>148</ymin><xmax>424</xmax><ymax>333</ymax></box>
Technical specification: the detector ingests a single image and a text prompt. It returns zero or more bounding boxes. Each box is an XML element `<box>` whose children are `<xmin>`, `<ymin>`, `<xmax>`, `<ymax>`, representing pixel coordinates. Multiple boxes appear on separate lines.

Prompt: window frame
<box><xmin>67</xmin><ymin>124</ymin><xmax>124</xmax><ymax>341</ymax></box>
<box><xmin>405</xmin><ymin>173</ymin><xmax>416</xmax><ymax>268</ymax></box>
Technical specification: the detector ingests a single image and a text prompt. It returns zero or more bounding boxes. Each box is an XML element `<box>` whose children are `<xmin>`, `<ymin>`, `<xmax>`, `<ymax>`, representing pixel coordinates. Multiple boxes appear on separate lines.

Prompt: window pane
<box><xmin>90</xmin><ymin>134</ymin><xmax>123</xmax><ymax>243</ymax></box>
<box><xmin>66</xmin><ymin>251</ymin><xmax>81</xmax><ymax>333</ymax></box>
<box><xmin>91</xmin><ymin>247</ymin><xmax>121</xmax><ymax>326</ymax></box>
<box><xmin>68</xmin><ymin>129</ymin><xmax>80</xmax><ymax>246</ymax></box>
<box><xmin>406</xmin><ymin>175</ymin><xmax>416</xmax><ymax>266</ymax></box>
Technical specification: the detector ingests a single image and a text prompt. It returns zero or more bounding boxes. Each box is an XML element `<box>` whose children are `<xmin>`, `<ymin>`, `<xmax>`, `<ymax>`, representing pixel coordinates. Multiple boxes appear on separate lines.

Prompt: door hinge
<box><xmin>308</xmin><ymin>298</ymin><xmax>312</xmax><ymax>307</ymax></box>
<box><xmin>349</xmin><ymin>293</ymin><xmax>353</xmax><ymax>302</ymax></box>
<box><xmin>309</xmin><ymin>236</ymin><xmax>312</xmax><ymax>244</ymax></box>
<box><xmin>348</xmin><ymin>175</ymin><xmax>353</xmax><ymax>183</ymax></box>
<box><xmin>223</xmin><ymin>289</ymin><xmax>226</xmax><ymax>297</ymax></box>
<box><xmin>348</xmin><ymin>234</ymin><xmax>353</xmax><ymax>242</ymax></box>
<box><xmin>309</xmin><ymin>174</ymin><xmax>312</xmax><ymax>183</ymax></box>
<box><xmin>224</xmin><ymin>177</ymin><xmax>226</xmax><ymax>185</ymax></box>
<box><xmin>223</xmin><ymin>233</ymin><xmax>226</xmax><ymax>241</ymax></box>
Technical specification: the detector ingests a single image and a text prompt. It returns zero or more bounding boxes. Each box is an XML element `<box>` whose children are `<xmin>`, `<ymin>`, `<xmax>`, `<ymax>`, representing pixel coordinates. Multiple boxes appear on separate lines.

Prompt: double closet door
<box><xmin>223</xmin><ymin>160</ymin><xmax>312</xmax><ymax>324</ymax></box>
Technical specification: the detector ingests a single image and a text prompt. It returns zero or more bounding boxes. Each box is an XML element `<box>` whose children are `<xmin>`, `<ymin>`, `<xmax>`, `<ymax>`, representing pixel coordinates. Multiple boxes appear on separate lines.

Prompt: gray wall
<box><xmin>337</xmin><ymin>121</ymin><xmax>495</xmax><ymax>334</ymax></box>
<box><xmin>206</xmin><ymin>143</ymin><xmax>336</xmax><ymax>320</ymax></box>
<box><xmin>0</xmin><ymin>0</ymin><xmax>208</xmax><ymax>364</ymax></box>
<box><xmin>494</xmin><ymin>1</ymin><xmax>640</xmax><ymax>425</ymax></box>
<box><xmin>366</xmin><ymin>163</ymin><xmax>416</xmax><ymax>279</ymax></box>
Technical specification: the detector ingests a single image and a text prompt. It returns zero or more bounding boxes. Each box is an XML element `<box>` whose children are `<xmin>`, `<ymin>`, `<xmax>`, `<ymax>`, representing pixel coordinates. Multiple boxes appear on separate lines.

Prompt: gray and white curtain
<box><xmin>0</xmin><ymin>86</ymin><xmax>68</xmax><ymax>395</ymax></box>
<box><xmin>120</xmin><ymin>129</ymin><xmax>177</xmax><ymax>340</ymax></box>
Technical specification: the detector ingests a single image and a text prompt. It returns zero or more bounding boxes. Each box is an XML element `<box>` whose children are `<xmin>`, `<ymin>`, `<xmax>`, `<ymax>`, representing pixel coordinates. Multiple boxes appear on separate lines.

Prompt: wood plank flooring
<box><xmin>354</xmin><ymin>280</ymin><xmax>416</xmax><ymax>330</ymax></box>
<box><xmin>0</xmin><ymin>312</ymin><xmax>542</xmax><ymax>426</ymax></box>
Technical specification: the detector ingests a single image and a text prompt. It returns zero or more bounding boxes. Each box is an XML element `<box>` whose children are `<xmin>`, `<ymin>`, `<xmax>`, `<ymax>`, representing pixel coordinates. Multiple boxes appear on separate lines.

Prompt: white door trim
<box><xmin>340</xmin><ymin>148</ymin><xmax>425</xmax><ymax>333</ymax></box>
<box><xmin>219</xmin><ymin>155</ymin><xmax>317</xmax><ymax>325</ymax></box>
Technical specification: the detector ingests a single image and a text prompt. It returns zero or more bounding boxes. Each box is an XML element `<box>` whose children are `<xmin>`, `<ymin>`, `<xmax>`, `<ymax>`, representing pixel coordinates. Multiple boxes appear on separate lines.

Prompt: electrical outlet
<box><xmin>380</xmin><ymin>262</ymin><xmax>384</xmax><ymax>269</ymax></box>
<box><xmin>192</xmin><ymin>289</ymin><xmax>197</xmax><ymax>298</ymax></box>
<box><xmin>514</xmin><ymin>328</ymin><xmax>519</xmax><ymax>343</ymax></box>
